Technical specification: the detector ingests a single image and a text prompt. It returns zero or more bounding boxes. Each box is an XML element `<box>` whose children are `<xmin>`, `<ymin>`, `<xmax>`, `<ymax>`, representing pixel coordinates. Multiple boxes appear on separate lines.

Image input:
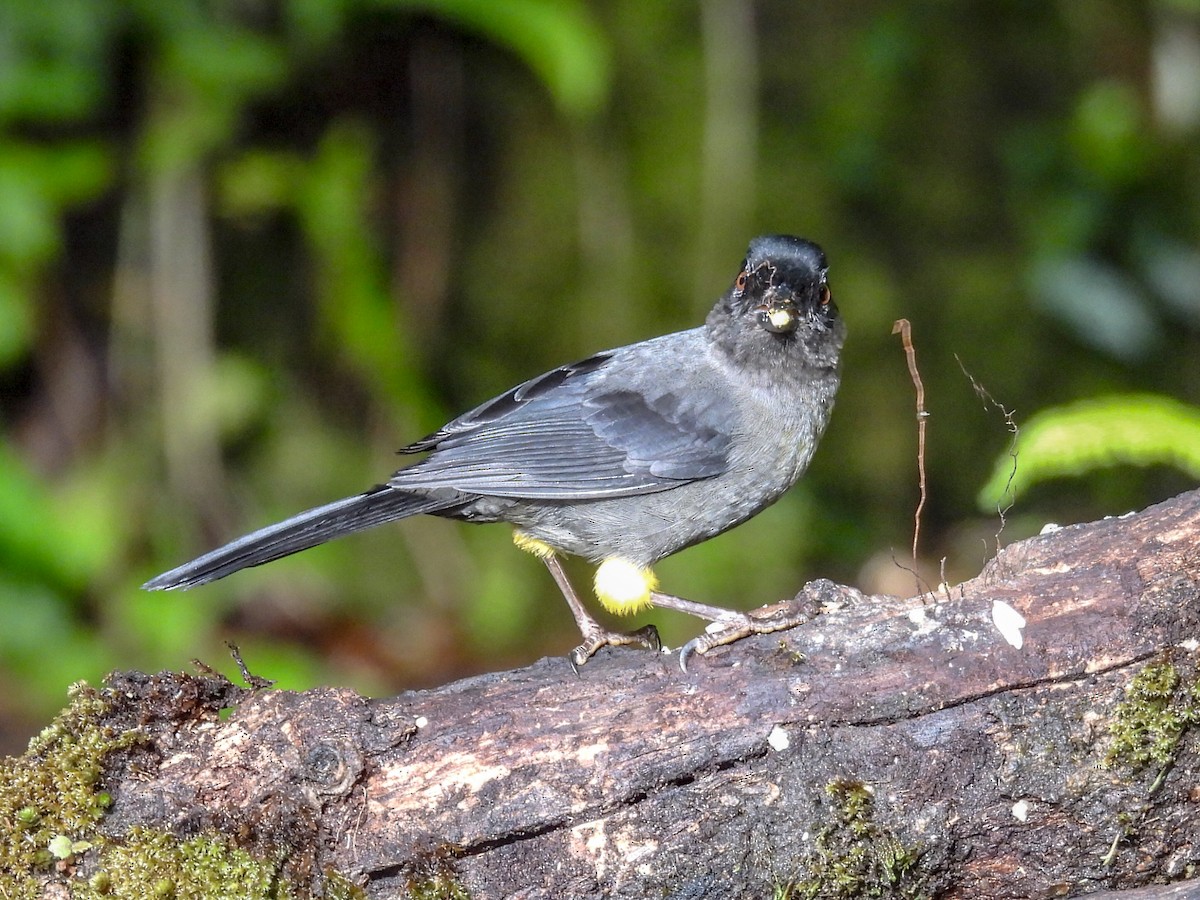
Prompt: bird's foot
<box><xmin>569</xmin><ymin>623</ymin><xmax>661</xmax><ymax>671</ymax></box>
<box><xmin>678</xmin><ymin>602</ymin><xmax>818</xmax><ymax>673</ymax></box>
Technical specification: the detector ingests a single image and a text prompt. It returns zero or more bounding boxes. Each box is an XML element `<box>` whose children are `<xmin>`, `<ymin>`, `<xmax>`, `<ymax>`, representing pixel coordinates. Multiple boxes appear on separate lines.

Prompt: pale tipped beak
<box><xmin>755</xmin><ymin>302</ymin><xmax>799</xmax><ymax>334</ymax></box>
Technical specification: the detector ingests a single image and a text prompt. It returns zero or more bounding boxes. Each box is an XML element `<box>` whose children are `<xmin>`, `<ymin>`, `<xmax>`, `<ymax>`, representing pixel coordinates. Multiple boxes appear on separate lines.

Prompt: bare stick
<box><xmin>892</xmin><ymin>319</ymin><xmax>927</xmax><ymax>560</ymax></box>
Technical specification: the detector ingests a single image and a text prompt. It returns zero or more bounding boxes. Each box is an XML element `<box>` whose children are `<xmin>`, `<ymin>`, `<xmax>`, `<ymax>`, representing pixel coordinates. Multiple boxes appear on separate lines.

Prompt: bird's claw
<box><xmin>678</xmin><ymin>605</ymin><xmax>815</xmax><ymax>673</ymax></box>
<box><xmin>568</xmin><ymin>623</ymin><xmax>661</xmax><ymax>672</ymax></box>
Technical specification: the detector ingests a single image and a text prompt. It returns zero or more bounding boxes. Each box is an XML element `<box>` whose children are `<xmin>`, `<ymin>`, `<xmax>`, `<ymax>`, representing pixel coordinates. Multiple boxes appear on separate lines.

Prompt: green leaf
<box><xmin>0</xmin><ymin>271</ymin><xmax>34</xmax><ymax>365</ymax></box>
<box><xmin>48</xmin><ymin>834</ymin><xmax>76</xmax><ymax>860</ymax></box>
<box><xmin>1069</xmin><ymin>80</ymin><xmax>1149</xmax><ymax>185</ymax></box>
<box><xmin>0</xmin><ymin>140</ymin><xmax>112</xmax><ymax>267</ymax></box>
<box><xmin>0</xmin><ymin>445</ymin><xmax>122</xmax><ymax>589</ymax></box>
<box><xmin>217</xmin><ymin>150</ymin><xmax>305</xmax><ymax>216</ymax></box>
<box><xmin>979</xmin><ymin>394</ymin><xmax>1200</xmax><ymax>508</ymax></box>
<box><xmin>0</xmin><ymin>0</ymin><xmax>116</xmax><ymax>122</ymax></box>
<box><xmin>387</xmin><ymin>0</ymin><xmax>611</xmax><ymax>117</ymax></box>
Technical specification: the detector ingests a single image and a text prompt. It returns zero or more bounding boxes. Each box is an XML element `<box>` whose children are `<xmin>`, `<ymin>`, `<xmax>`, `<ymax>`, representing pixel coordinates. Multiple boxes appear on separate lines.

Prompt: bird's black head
<box><xmin>707</xmin><ymin>235</ymin><xmax>843</xmax><ymax>371</ymax></box>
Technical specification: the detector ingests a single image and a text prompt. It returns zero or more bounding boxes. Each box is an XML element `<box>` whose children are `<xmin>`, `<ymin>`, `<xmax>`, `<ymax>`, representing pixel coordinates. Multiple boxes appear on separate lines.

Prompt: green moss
<box><xmin>402</xmin><ymin>848</ymin><xmax>472</xmax><ymax>900</ymax></box>
<box><xmin>776</xmin><ymin>779</ymin><xmax>927</xmax><ymax>900</ymax></box>
<box><xmin>321</xmin><ymin>870</ymin><xmax>368</xmax><ymax>900</ymax></box>
<box><xmin>0</xmin><ymin>681</ymin><xmax>137</xmax><ymax>888</ymax></box>
<box><xmin>405</xmin><ymin>873</ymin><xmax>472</xmax><ymax>900</ymax></box>
<box><xmin>774</xmin><ymin>640</ymin><xmax>807</xmax><ymax>666</ymax></box>
<box><xmin>1105</xmin><ymin>658</ymin><xmax>1200</xmax><ymax>776</ymax></box>
<box><xmin>0</xmin><ymin>677</ymin><xmax>366</xmax><ymax>900</ymax></box>
<box><xmin>72</xmin><ymin>826</ymin><xmax>288</xmax><ymax>900</ymax></box>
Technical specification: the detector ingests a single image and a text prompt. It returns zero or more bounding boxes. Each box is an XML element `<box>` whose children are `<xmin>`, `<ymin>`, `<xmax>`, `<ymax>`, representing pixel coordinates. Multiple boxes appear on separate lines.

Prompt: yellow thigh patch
<box><xmin>593</xmin><ymin>558</ymin><xmax>659</xmax><ymax>616</ymax></box>
<box><xmin>512</xmin><ymin>530</ymin><xmax>556</xmax><ymax>559</ymax></box>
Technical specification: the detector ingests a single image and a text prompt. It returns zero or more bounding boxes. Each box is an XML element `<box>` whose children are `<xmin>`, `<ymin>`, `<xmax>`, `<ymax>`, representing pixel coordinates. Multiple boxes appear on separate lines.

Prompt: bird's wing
<box><xmin>391</xmin><ymin>343</ymin><xmax>733</xmax><ymax>500</ymax></box>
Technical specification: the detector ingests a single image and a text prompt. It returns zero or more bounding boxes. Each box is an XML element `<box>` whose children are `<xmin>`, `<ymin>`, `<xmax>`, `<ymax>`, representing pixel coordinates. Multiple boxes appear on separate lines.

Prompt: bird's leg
<box><xmin>648</xmin><ymin>591</ymin><xmax>817</xmax><ymax>672</ymax></box>
<box><xmin>541</xmin><ymin>556</ymin><xmax>660</xmax><ymax>667</ymax></box>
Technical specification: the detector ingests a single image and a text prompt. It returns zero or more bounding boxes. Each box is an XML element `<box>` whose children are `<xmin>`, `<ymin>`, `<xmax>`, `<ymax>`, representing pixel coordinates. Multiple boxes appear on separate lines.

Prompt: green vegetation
<box><xmin>1099</xmin><ymin>656</ymin><xmax>1200</xmax><ymax>867</ymax></box>
<box><xmin>0</xmin><ymin>680</ymin><xmax>285</xmax><ymax>898</ymax></box>
<box><xmin>1105</xmin><ymin>657</ymin><xmax>1200</xmax><ymax>783</ymax></box>
<box><xmin>775</xmin><ymin>779</ymin><xmax>926</xmax><ymax>900</ymax></box>
<box><xmin>0</xmin><ymin>679</ymin><xmax>381</xmax><ymax>899</ymax></box>
<box><xmin>0</xmin><ymin>682</ymin><xmax>132</xmax><ymax>885</ymax></box>
<box><xmin>979</xmin><ymin>395</ymin><xmax>1200</xmax><ymax>506</ymax></box>
<box><xmin>71</xmin><ymin>828</ymin><xmax>291</xmax><ymax>900</ymax></box>
<box><xmin>404</xmin><ymin>870</ymin><xmax>472</xmax><ymax>900</ymax></box>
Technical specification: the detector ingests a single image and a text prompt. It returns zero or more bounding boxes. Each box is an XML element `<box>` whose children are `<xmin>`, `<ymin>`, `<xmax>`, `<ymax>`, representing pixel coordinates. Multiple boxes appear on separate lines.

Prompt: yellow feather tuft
<box><xmin>593</xmin><ymin>558</ymin><xmax>659</xmax><ymax>616</ymax></box>
<box><xmin>512</xmin><ymin>531</ymin><xmax>556</xmax><ymax>559</ymax></box>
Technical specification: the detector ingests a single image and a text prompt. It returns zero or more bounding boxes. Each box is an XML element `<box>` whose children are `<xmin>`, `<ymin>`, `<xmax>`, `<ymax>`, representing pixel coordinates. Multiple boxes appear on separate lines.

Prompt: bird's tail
<box><xmin>142</xmin><ymin>486</ymin><xmax>449</xmax><ymax>591</ymax></box>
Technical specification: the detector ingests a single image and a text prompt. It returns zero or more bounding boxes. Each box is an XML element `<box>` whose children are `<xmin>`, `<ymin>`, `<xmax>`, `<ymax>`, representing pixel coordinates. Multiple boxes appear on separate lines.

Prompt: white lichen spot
<box><xmin>450</xmin><ymin>762</ymin><xmax>512</xmax><ymax>805</ymax></box>
<box><xmin>1180</xmin><ymin>638</ymin><xmax>1199</xmax><ymax>652</ymax></box>
<box><xmin>578</xmin><ymin>741</ymin><xmax>609</xmax><ymax>765</ymax></box>
<box><xmin>571</xmin><ymin>821</ymin><xmax>610</xmax><ymax>878</ymax></box>
<box><xmin>1033</xmin><ymin>562</ymin><xmax>1072</xmax><ymax>575</ymax></box>
<box><xmin>570</xmin><ymin>819</ymin><xmax>658</xmax><ymax>883</ymax></box>
<box><xmin>767</xmin><ymin>725</ymin><xmax>790</xmax><ymax>752</ymax></box>
<box><xmin>992</xmin><ymin>599</ymin><xmax>1027</xmax><ymax>649</ymax></box>
<box><xmin>414</xmin><ymin>716</ymin><xmax>428</xmax><ymax>729</ymax></box>
<box><xmin>907</xmin><ymin>607</ymin><xmax>941</xmax><ymax>637</ymax></box>
<box><xmin>1158</xmin><ymin>526</ymin><xmax>1191</xmax><ymax>544</ymax></box>
<box><xmin>624</xmin><ymin>841</ymin><xmax>657</xmax><ymax>865</ymax></box>
<box><xmin>1012</xmin><ymin>799</ymin><xmax>1031</xmax><ymax>822</ymax></box>
<box><xmin>1039</xmin><ymin>522</ymin><xmax>1061</xmax><ymax>535</ymax></box>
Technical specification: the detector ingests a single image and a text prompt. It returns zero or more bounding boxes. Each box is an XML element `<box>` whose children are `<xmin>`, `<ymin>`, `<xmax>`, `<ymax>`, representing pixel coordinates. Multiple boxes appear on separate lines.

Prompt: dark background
<box><xmin>2</xmin><ymin>0</ymin><xmax>1198</xmax><ymax>752</ymax></box>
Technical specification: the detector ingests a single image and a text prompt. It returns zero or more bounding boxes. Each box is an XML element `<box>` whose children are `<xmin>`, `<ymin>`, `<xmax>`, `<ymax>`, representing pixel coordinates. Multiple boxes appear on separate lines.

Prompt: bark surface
<box><xmin>50</xmin><ymin>490</ymin><xmax>1200</xmax><ymax>897</ymax></box>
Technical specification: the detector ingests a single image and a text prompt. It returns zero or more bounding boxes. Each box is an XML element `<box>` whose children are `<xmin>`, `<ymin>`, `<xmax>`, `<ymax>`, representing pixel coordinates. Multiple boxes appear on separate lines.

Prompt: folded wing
<box><xmin>391</xmin><ymin>344</ymin><xmax>732</xmax><ymax>500</ymax></box>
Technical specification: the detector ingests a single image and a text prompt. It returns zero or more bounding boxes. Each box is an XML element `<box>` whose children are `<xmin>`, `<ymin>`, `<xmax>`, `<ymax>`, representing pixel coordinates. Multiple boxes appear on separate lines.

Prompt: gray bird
<box><xmin>144</xmin><ymin>234</ymin><xmax>845</xmax><ymax>670</ymax></box>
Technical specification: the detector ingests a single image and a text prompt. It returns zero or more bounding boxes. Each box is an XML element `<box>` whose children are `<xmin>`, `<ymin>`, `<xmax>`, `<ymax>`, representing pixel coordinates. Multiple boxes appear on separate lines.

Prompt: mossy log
<box><xmin>13</xmin><ymin>489</ymin><xmax>1200</xmax><ymax>899</ymax></box>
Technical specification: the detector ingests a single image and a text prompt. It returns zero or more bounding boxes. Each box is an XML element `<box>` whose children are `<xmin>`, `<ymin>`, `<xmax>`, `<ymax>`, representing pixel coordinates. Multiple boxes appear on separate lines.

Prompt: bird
<box><xmin>144</xmin><ymin>234</ymin><xmax>845</xmax><ymax>671</ymax></box>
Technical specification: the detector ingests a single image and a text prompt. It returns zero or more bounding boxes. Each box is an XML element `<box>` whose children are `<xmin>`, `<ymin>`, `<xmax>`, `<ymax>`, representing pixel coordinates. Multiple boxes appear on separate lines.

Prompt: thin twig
<box><xmin>892</xmin><ymin>319</ymin><xmax>927</xmax><ymax>561</ymax></box>
<box><xmin>226</xmin><ymin>641</ymin><xmax>276</xmax><ymax>689</ymax></box>
<box><xmin>954</xmin><ymin>354</ymin><xmax>1019</xmax><ymax>558</ymax></box>
<box><xmin>889</xmin><ymin>547</ymin><xmax>932</xmax><ymax>601</ymax></box>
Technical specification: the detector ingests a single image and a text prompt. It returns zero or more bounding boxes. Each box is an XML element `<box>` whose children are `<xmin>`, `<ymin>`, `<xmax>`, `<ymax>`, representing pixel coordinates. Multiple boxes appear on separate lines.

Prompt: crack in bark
<box><xmin>815</xmin><ymin>649</ymin><xmax>1163</xmax><ymax>729</ymax></box>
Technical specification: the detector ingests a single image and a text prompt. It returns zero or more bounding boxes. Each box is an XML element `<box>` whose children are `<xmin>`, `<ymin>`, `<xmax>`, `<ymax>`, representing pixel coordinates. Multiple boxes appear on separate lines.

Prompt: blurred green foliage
<box><xmin>0</xmin><ymin>0</ymin><xmax>1198</xmax><ymax>748</ymax></box>
<box><xmin>979</xmin><ymin>394</ymin><xmax>1200</xmax><ymax>506</ymax></box>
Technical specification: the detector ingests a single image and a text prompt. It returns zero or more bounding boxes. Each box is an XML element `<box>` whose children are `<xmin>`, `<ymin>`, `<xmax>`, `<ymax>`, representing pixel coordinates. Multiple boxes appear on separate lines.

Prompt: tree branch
<box><xmin>22</xmin><ymin>489</ymin><xmax>1200</xmax><ymax>898</ymax></box>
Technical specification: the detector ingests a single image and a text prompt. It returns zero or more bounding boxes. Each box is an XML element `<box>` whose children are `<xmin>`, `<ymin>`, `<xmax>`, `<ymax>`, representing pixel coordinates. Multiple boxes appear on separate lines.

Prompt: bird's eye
<box><xmin>735</xmin><ymin>270</ymin><xmax>749</xmax><ymax>293</ymax></box>
<box><xmin>819</xmin><ymin>284</ymin><xmax>831</xmax><ymax>306</ymax></box>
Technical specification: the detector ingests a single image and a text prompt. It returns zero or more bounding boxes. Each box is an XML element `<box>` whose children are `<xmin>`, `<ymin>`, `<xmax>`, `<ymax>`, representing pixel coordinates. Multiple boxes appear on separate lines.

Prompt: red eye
<box><xmin>819</xmin><ymin>284</ymin><xmax>831</xmax><ymax>306</ymax></box>
<box><xmin>735</xmin><ymin>270</ymin><xmax>749</xmax><ymax>292</ymax></box>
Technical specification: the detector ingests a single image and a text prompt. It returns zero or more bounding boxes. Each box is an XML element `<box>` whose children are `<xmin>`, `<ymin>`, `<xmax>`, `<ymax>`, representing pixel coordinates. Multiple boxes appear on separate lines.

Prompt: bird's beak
<box><xmin>754</xmin><ymin>297</ymin><xmax>800</xmax><ymax>334</ymax></box>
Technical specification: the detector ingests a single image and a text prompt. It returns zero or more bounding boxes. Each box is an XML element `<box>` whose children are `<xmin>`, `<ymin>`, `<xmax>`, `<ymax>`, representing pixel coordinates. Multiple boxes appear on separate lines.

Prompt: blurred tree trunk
<box><xmin>31</xmin><ymin>489</ymin><xmax>1200</xmax><ymax>898</ymax></box>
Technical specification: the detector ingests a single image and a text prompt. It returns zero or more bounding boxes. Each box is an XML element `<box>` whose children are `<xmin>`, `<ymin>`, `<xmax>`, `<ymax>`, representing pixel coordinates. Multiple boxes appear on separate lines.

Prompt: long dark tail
<box><xmin>143</xmin><ymin>486</ymin><xmax>449</xmax><ymax>591</ymax></box>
